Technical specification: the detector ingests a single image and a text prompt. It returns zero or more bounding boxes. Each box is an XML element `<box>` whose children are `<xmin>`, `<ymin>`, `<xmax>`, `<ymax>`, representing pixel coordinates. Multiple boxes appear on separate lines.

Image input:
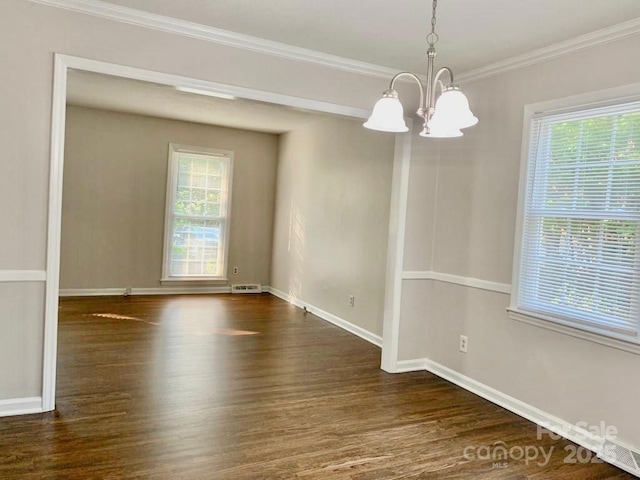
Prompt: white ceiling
<box><xmin>66</xmin><ymin>69</ymin><xmax>333</xmax><ymax>133</ymax></box>
<box><xmin>97</xmin><ymin>0</ymin><xmax>640</xmax><ymax>73</ymax></box>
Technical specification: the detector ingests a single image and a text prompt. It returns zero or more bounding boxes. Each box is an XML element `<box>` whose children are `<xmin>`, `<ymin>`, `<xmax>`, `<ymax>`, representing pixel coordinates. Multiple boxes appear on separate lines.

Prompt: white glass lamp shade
<box><xmin>431</xmin><ymin>87</ymin><xmax>478</xmax><ymax>130</ymax></box>
<box><xmin>363</xmin><ymin>90</ymin><xmax>409</xmax><ymax>132</ymax></box>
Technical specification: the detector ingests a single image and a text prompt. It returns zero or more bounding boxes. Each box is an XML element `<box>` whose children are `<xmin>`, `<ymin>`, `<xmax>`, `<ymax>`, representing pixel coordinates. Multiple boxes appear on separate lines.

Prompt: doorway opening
<box><xmin>44</xmin><ymin>55</ymin><xmax>405</xmax><ymax>411</ymax></box>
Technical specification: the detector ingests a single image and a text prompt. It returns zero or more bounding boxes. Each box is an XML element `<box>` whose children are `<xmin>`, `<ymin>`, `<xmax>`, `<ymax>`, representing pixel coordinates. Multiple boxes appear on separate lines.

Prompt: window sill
<box><xmin>161</xmin><ymin>278</ymin><xmax>228</xmax><ymax>284</ymax></box>
<box><xmin>507</xmin><ymin>307</ymin><xmax>640</xmax><ymax>356</ymax></box>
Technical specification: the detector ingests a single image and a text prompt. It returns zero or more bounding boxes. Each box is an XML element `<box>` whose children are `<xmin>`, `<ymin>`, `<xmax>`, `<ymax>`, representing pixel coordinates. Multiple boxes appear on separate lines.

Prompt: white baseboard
<box><xmin>395</xmin><ymin>359</ymin><xmax>429</xmax><ymax>373</ymax></box>
<box><xmin>266</xmin><ymin>286</ymin><xmax>289</xmax><ymax>302</ymax></box>
<box><xmin>268</xmin><ymin>287</ymin><xmax>382</xmax><ymax>348</ymax></box>
<box><xmin>60</xmin><ymin>288</ymin><xmax>125</xmax><ymax>296</ymax></box>
<box><xmin>0</xmin><ymin>397</ymin><xmax>42</xmax><ymax>417</ymax></box>
<box><xmin>423</xmin><ymin>358</ymin><xmax>605</xmax><ymax>452</ymax></box>
<box><xmin>398</xmin><ymin>357</ymin><xmax>640</xmax><ymax>468</ymax></box>
<box><xmin>59</xmin><ymin>286</ymin><xmax>235</xmax><ymax>296</ymax></box>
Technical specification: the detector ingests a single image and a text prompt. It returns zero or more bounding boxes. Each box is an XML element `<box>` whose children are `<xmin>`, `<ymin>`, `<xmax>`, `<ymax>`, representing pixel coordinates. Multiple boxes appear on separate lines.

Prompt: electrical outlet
<box><xmin>349</xmin><ymin>295</ymin><xmax>355</xmax><ymax>307</ymax></box>
<box><xmin>459</xmin><ymin>335</ymin><xmax>468</xmax><ymax>353</ymax></box>
<box><xmin>232</xmin><ymin>266</ymin><xmax>239</xmax><ymax>274</ymax></box>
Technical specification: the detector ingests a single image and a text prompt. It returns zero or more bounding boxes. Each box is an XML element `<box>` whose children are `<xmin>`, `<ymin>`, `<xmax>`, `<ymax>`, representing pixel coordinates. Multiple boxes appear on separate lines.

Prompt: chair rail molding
<box><xmin>402</xmin><ymin>270</ymin><xmax>511</xmax><ymax>295</ymax></box>
<box><xmin>0</xmin><ymin>270</ymin><xmax>47</xmax><ymax>282</ymax></box>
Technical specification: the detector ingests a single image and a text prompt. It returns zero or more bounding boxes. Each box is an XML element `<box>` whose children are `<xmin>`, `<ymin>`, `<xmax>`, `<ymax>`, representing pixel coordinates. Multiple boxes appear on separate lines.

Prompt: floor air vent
<box><xmin>231</xmin><ymin>284</ymin><xmax>262</xmax><ymax>294</ymax></box>
<box><xmin>599</xmin><ymin>440</ymin><xmax>640</xmax><ymax>478</ymax></box>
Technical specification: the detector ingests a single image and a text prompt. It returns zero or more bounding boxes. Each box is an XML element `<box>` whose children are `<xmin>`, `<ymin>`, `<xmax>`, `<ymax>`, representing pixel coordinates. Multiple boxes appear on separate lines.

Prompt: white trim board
<box><xmin>0</xmin><ymin>270</ymin><xmax>47</xmax><ymax>282</ymax></box>
<box><xmin>268</xmin><ymin>287</ymin><xmax>382</xmax><ymax>348</ymax></box>
<box><xmin>42</xmin><ymin>54</ymin><xmax>68</xmax><ymax>413</ymax></box>
<box><xmin>59</xmin><ymin>286</ymin><xmax>239</xmax><ymax>297</ymax></box>
<box><xmin>509</xmin><ymin>308</ymin><xmax>640</xmax><ymax>357</ymax></box>
<box><xmin>0</xmin><ymin>397</ymin><xmax>43</xmax><ymax>417</ymax></box>
<box><xmin>402</xmin><ymin>270</ymin><xmax>511</xmax><ymax>295</ymax></box>
<box><xmin>28</xmin><ymin>0</ymin><xmax>399</xmax><ymax>79</ymax></box>
<box><xmin>393</xmin><ymin>359</ymin><xmax>427</xmax><ymax>374</ymax></box>
<box><xmin>396</xmin><ymin>358</ymin><xmax>640</xmax><ymax>475</ymax></box>
<box><xmin>28</xmin><ymin>0</ymin><xmax>640</xmax><ymax>85</ymax></box>
<box><xmin>381</xmin><ymin>122</ymin><xmax>413</xmax><ymax>372</ymax></box>
<box><xmin>56</xmin><ymin>55</ymin><xmax>372</xmax><ymax>120</ymax></box>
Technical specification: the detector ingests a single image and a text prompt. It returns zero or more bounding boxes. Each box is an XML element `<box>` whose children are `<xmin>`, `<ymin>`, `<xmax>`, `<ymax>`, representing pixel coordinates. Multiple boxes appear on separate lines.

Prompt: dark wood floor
<box><xmin>0</xmin><ymin>294</ymin><xmax>632</xmax><ymax>479</ymax></box>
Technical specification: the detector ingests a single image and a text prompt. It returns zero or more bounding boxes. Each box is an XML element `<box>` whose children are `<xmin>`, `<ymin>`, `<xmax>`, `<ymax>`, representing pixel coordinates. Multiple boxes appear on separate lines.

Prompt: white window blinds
<box><xmin>517</xmin><ymin>102</ymin><xmax>640</xmax><ymax>340</ymax></box>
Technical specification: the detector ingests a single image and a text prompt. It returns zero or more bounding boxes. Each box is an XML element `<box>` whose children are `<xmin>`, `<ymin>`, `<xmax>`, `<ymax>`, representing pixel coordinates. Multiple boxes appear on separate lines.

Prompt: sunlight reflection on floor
<box><xmin>89</xmin><ymin>312</ymin><xmax>160</xmax><ymax>326</ymax></box>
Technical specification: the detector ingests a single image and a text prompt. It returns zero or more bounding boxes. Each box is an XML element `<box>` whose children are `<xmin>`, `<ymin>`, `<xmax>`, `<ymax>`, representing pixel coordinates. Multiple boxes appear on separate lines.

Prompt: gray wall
<box><xmin>4</xmin><ymin>2</ymin><xmax>638</xmax><ymax>459</ymax></box>
<box><xmin>398</xmin><ymin>33</ymin><xmax>640</xmax><ymax>447</ymax></box>
<box><xmin>61</xmin><ymin>106</ymin><xmax>278</xmax><ymax>289</ymax></box>
<box><xmin>0</xmin><ymin>0</ymin><xmax>387</xmax><ymax>401</ymax></box>
<box><xmin>0</xmin><ymin>283</ymin><xmax>44</xmax><ymax>399</ymax></box>
<box><xmin>271</xmin><ymin>117</ymin><xmax>394</xmax><ymax>336</ymax></box>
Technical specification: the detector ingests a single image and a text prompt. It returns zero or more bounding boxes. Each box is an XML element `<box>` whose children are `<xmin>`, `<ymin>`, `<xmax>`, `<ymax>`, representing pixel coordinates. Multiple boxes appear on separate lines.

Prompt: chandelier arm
<box><xmin>434</xmin><ymin>66</ymin><xmax>454</xmax><ymax>84</ymax></box>
<box><xmin>430</xmin><ymin>67</ymin><xmax>454</xmax><ymax>105</ymax></box>
<box><xmin>389</xmin><ymin>72</ymin><xmax>426</xmax><ymax>115</ymax></box>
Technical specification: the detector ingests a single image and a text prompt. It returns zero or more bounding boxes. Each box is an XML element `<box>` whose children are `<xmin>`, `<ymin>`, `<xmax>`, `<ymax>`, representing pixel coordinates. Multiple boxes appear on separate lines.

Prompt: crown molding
<box><xmin>27</xmin><ymin>0</ymin><xmax>640</xmax><ymax>84</ymax></box>
<box><xmin>457</xmin><ymin>16</ymin><xmax>640</xmax><ymax>84</ymax></box>
<box><xmin>27</xmin><ymin>0</ymin><xmax>399</xmax><ymax>79</ymax></box>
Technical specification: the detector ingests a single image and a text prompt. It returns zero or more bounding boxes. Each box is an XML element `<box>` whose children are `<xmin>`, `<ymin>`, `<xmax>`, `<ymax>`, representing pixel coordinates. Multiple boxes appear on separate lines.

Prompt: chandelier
<box><xmin>364</xmin><ymin>0</ymin><xmax>478</xmax><ymax>138</ymax></box>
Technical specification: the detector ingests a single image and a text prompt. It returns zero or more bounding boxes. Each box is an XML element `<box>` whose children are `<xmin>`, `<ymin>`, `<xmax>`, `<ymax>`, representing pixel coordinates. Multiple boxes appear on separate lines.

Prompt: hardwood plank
<box><xmin>0</xmin><ymin>294</ymin><xmax>632</xmax><ymax>479</ymax></box>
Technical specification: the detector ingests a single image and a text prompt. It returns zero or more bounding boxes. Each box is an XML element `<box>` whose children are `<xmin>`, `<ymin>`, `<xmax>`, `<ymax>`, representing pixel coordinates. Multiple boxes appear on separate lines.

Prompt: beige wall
<box><xmin>61</xmin><ymin>106</ymin><xmax>278</xmax><ymax>289</ymax></box>
<box><xmin>0</xmin><ymin>0</ymin><xmax>389</xmax><ymax>401</ymax></box>
<box><xmin>271</xmin><ymin>117</ymin><xmax>394</xmax><ymax>337</ymax></box>
<box><xmin>5</xmin><ymin>1</ymin><xmax>638</xmax><ymax>458</ymax></box>
<box><xmin>0</xmin><ymin>283</ymin><xmax>45</xmax><ymax>399</ymax></box>
<box><xmin>399</xmin><ymin>33</ymin><xmax>640</xmax><ymax>446</ymax></box>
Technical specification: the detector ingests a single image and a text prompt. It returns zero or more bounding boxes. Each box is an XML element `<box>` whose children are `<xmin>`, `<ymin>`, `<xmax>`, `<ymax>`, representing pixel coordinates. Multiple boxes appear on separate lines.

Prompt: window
<box><xmin>510</xmin><ymin>96</ymin><xmax>640</xmax><ymax>347</ymax></box>
<box><xmin>162</xmin><ymin>144</ymin><xmax>233</xmax><ymax>281</ymax></box>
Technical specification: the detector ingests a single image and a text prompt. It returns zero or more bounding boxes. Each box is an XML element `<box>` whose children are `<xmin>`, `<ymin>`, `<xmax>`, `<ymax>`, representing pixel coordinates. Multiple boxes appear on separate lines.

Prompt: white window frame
<box><xmin>161</xmin><ymin>144</ymin><xmax>234</xmax><ymax>282</ymax></box>
<box><xmin>509</xmin><ymin>84</ymin><xmax>640</xmax><ymax>354</ymax></box>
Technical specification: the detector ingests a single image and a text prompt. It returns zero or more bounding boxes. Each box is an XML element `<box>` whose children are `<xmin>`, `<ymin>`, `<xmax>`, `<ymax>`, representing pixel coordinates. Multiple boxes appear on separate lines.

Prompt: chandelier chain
<box><xmin>427</xmin><ymin>0</ymin><xmax>439</xmax><ymax>47</ymax></box>
<box><xmin>431</xmin><ymin>0</ymin><xmax>437</xmax><ymax>34</ymax></box>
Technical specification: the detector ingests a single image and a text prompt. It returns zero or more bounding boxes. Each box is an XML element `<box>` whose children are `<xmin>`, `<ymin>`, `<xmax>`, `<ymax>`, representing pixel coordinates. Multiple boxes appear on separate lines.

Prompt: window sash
<box><xmin>515</xmin><ymin>101</ymin><xmax>640</xmax><ymax>341</ymax></box>
<box><xmin>162</xmin><ymin>145</ymin><xmax>233</xmax><ymax>280</ymax></box>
